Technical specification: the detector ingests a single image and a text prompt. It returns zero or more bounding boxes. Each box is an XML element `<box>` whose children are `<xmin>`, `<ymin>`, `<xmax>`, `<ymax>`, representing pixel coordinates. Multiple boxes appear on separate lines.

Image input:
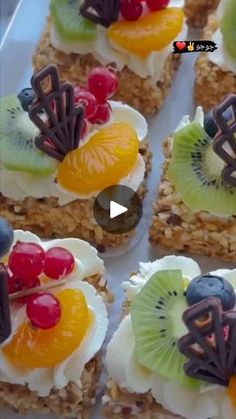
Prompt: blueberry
<box><xmin>186</xmin><ymin>274</ymin><xmax>235</xmax><ymax>311</ymax></box>
<box><xmin>0</xmin><ymin>218</ymin><xmax>14</xmax><ymax>258</ymax></box>
<box><xmin>204</xmin><ymin>109</ymin><xmax>233</xmax><ymax>138</ymax></box>
<box><xmin>17</xmin><ymin>88</ymin><xmax>35</xmax><ymax>112</ymax></box>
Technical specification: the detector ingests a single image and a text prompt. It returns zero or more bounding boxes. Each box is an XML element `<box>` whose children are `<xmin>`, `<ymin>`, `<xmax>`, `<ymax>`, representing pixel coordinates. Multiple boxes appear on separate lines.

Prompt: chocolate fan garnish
<box><xmin>213</xmin><ymin>94</ymin><xmax>236</xmax><ymax>187</ymax></box>
<box><xmin>80</xmin><ymin>0</ymin><xmax>120</xmax><ymax>28</ymax></box>
<box><xmin>29</xmin><ymin>64</ymin><xmax>85</xmax><ymax>161</ymax></box>
<box><xmin>178</xmin><ymin>297</ymin><xmax>236</xmax><ymax>386</ymax></box>
<box><xmin>0</xmin><ymin>264</ymin><xmax>11</xmax><ymax>344</ymax></box>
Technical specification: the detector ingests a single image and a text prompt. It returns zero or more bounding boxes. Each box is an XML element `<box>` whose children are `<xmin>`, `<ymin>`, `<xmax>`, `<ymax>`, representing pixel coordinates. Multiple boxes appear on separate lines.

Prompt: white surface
<box><xmin>0</xmin><ymin>1</ymin><xmax>235</xmax><ymax>418</ymax></box>
<box><xmin>110</xmin><ymin>201</ymin><xmax>128</xmax><ymax>219</ymax></box>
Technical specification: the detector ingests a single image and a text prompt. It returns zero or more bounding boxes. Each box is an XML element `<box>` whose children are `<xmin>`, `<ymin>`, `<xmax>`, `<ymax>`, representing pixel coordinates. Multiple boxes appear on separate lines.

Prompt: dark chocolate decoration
<box><xmin>213</xmin><ymin>94</ymin><xmax>236</xmax><ymax>187</ymax></box>
<box><xmin>29</xmin><ymin>64</ymin><xmax>85</xmax><ymax>161</ymax></box>
<box><xmin>80</xmin><ymin>0</ymin><xmax>120</xmax><ymax>28</ymax></box>
<box><xmin>178</xmin><ymin>297</ymin><xmax>236</xmax><ymax>386</ymax></box>
<box><xmin>0</xmin><ymin>264</ymin><xmax>11</xmax><ymax>344</ymax></box>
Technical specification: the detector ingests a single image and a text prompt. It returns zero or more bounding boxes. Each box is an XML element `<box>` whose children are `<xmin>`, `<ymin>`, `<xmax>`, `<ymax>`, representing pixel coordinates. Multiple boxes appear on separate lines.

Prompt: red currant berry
<box><xmin>26</xmin><ymin>292</ymin><xmax>61</xmax><ymax>329</ymax></box>
<box><xmin>88</xmin><ymin>68</ymin><xmax>119</xmax><ymax>103</ymax></box>
<box><xmin>146</xmin><ymin>0</ymin><xmax>170</xmax><ymax>11</ymax></box>
<box><xmin>120</xmin><ymin>0</ymin><xmax>143</xmax><ymax>21</ymax></box>
<box><xmin>74</xmin><ymin>89</ymin><xmax>98</xmax><ymax>118</ymax></box>
<box><xmin>18</xmin><ymin>278</ymin><xmax>41</xmax><ymax>304</ymax></box>
<box><xmin>43</xmin><ymin>247</ymin><xmax>75</xmax><ymax>280</ymax></box>
<box><xmin>7</xmin><ymin>274</ymin><xmax>23</xmax><ymax>294</ymax></box>
<box><xmin>88</xmin><ymin>102</ymin><xmax>112</xmax><ymax>125</ymax></box>
<box><xmin>9</xmin><ymin>242</ymin><xmax>45</xmax><ymax>283</ymax></box>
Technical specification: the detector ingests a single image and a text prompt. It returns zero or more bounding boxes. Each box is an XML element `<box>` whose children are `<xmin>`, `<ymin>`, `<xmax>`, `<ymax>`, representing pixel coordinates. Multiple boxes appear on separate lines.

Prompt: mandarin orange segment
<box><xmin>3</xmin><ymin>289</ymin><xmax>92</xmax><ymax>368</ymax></box>
<box><xmin>108</xmin><ymin>8</ymin><xmax>184</xmax><ymax>56</ymax></box>
<box><xmin>228</xmin><ymin>376</ymin><xmax>236</xmax><ymax>410</ymax></box>
<box><xmin>57</xmin><ymin>122</ymin><xmax>139</xmax><ymax>194</ymax></box>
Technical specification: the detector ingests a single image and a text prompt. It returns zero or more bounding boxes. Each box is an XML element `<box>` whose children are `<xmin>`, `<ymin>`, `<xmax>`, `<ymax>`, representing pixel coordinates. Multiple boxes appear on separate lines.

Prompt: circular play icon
<box><xmin>93</xmin><ymin>185</ymin><xmax>143</xmax><ymax>235</ymax></box>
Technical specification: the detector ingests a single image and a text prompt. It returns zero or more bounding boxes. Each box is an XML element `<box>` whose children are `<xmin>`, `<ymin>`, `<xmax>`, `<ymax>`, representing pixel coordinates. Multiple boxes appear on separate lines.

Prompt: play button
<box><xmin>110</xmin><ymin>201</ymin><xmax>128</xmax><ymax>219</ymax></box>
<box><xmin>93</xmin><ymin>185</ymin><xmax>143</xmax><ymax>235</ymax></box>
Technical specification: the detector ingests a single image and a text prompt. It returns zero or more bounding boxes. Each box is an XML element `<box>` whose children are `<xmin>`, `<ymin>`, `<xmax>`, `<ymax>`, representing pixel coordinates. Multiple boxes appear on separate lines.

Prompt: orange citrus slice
<box><xmin>108</xmin><ymin>8</ymin><xmax>184</xmax><ymax>56</ymax></box>
<box><xmin>57</xmin><ymin>122</ymin><xmax>139</xmax><ymax>194</ymax></box>
<box><xmin>4</xmin><ymin>289</ymin><xmax>92</xmax><ymax>368</ymax></box>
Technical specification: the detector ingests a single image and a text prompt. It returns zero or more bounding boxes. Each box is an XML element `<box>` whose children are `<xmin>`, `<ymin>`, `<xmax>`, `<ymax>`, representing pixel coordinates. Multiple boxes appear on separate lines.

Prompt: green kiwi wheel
<box><xmin>131</xmin><ymin>269</ymin><xmax>200</xmax><ymax>389</ymax></box>
<box><xmin>168</xmin><ymin>121</ymin><xmax>236</xmax><ymax>216</ymax></box>
<box><xmin>0</xmin><ymin>96</ymin><xmax>57</xmax><ymax>175</ymax></box>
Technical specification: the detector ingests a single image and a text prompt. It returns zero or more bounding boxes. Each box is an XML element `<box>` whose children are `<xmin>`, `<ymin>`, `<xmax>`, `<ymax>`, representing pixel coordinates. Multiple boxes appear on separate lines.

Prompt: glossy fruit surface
<box><xmin>26</xmin><ymin>292</ymin><xmax>62</xmax><ymax>329</ymax></box>
<box><xmin>9</xmin><ymin>242</ymin><xmax>45</xmax><ymax>283</ymax></box>
<box><xmin>146</xmin><ymin>0</ymin><xmax>170</xmax><ymax>11</ymax></box>
<box><xmin>108</xmin><ymin>8</ymin><xmax>184</xmax><ymax>56</ymax></box>
<box><xmin>44</xmin><ymin>247</ymin><xmax>75</xmax><ymax>280</ymax></box>
<box><xmin>186</xmin><ymin>274</ymin><xmax>235</xmax><ymax>311</ymax></box>
<box><xmin>74</xmin><ymin>89</ymin><xmax>98</xmax><ymax>118</ymax></box>
<box><xmin>0</xmin><ymin>218</ymin><xmax>14</xmax><ymax>258</ymax></box>
<box><xmin>3</xmin><ymin>289</ymin><xmax>91</xmax><ymax>368</ymax></box>
<box><xmin>17</xmin><ymin>88</ymin><xmax>35</xmax><ymax>112</ymax></box>
<box><xmin>120</xmin><ymin>0</ymin><xmax>143</xmax><ymax>21</ymax></box>
<box><xmin>88</xmin><ymin>68</ymin><xmax>119</xmax><ymax>103</ymax></box>
<box><xmin>7</xmin><ymin>274</ymin><xmax>22</xmax><ymax>294</ymax></box>
<box><xmin>88</xmin><ymin>102</ymin><xmax>112</xmax><ymax>124</ymax></box>
<box><xmin>57</xmin><ymin>123</ymin><xmax>139</xmax><ymax>194</ymax></box>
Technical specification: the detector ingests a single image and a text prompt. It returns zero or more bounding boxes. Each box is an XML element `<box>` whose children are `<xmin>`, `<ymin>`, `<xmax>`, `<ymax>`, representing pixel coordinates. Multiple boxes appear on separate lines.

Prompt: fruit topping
<box><xmin>0</xmin><ymin>217</ymin><xmax>14</xmax><ymax>259</ymax></box>
<box><xmin>220</xmin><ymin>0</ymin><xmax>236</xmax><ymax>60</ymax></box>
<box><xmin>204</xmin><ymin>108</ymin><xmax>232</xmax><ymax>138</ymax></box>
<box><xmin>74</xmin><ymin>88</ymin><xmax>98</xmax><ymax>119</ymax></box>
<box><xmin>80</xmin><ymin>0</ymin><xmax>120</xmax><ymax>28</ymax></box>
<box><xmin>120</xmin><ymin>0</ymin><xmax>143</xmax><ymax>21</ymax></box>
<box><xmin>88</xmin><ymin>68</ymin><xmax>119</xmax><ymax>104</ymax></box>
<box><xmin>168</xmin><ymin>121</ymin><xmax>236</xmax><ymax>216</ymax></box>
<box><xmin>228</xmin><ymin>376</ymin><xmax>236</xmax><ymax>410</ymax></box>
<box><xmin>3</xmin><ymin>288</ymin><xmax>91</xmax><ymax>368</ymax></box>
<box><xmin>131</xmin><ymin>270</ymin><xmax>199</xmax><ymax>388</ymax></box>
<box><xmin>17</xmin><ymin>88</ymin><xmax>35</xmax><ymax>112</ymax></box>
<box><xmin>108</xmin><ymin>8</ymin><xmax>184</xmax><ymax>56</ymax></box>
<box><xmin>9</xmin><ymin>242</ymin><xmax>45</xmax><ymax>283</ymax></box>
<box><xmin>146</xmin><ymin>0</ymin><xmax>170</xmax><ymax>11</ymax></box>
<box><xmin>57</xmin><ymin>122</ymin><xmax>139</xmax><ymax>194</ymax></box>
<box><xmin>88</xmin><ymin>102</ymin><xmax>112</xmax><ymax>124</ymax></box>
<box><xmin>186</xmin><ymin>274</ymin><xmax>235</xmax><ymax>311</ymax></box>
<box><xmin>26</xmin><ymin>292</ymin><xmax>62</xmax><ymax>329</ymax></box>
<box><xmin>43</xmin><ymin>247</ymin><xmax>75</xmax><ymax>280</ymax></box>
<box><xmin>0</xmin><ymin>95</ymin><xmax>58</xmax><ymax>175</ymax></box>
<box><xmin>51</xmin><ymin>0</ymin><xmax>97</xmax><ymax>42</ymax></box>
<box><xmin>7</xmin><ymin>274</ymin><xmax>23</xmax><ymax>295</ymax></box>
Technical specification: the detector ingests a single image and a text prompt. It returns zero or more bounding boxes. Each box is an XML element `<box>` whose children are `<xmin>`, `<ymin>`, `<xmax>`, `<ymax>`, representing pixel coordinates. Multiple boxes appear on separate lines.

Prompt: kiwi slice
<box><xmin>131</xmin><ymin>270</ymin><xmax>199</xmax><ymax>389</ymax></box>
<box><xmin>168</xmin><ymin>121</ymin><xmax>236</xmax><ymax>216</ymax></box>
<box><xmin>51</xmin><ymin>0</ymin><xmax>97</xmax><ymax>42</ymax></box>
<box><xmin>0</xmin><ymin>96</ymin><xmax>57</xmax><ymax>176</ymax></box>
<box><xmin>220</xmin><ymin>0</ymin><xmax>236</xmax><ymax>60</ymax></box>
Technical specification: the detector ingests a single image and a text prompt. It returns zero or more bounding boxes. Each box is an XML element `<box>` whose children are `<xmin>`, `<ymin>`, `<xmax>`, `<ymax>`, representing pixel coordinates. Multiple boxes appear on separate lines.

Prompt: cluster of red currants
<box><xmin>120</xmin><ymin>0</ymin><xmax>170</xmax><ymax>21</ymax></box>
<box><xmin>7</xmin><ymin>242</ymin><xmax>75</xmax><ymax>330</ymax></box>
<box><xmin>74</xmin><ymin>67</ymin><xmax>119</xmax><ymax>137</ymax></box>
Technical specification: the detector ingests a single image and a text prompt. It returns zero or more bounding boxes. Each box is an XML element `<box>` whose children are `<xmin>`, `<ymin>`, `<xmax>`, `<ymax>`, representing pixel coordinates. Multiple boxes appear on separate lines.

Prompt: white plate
<box><xmin>0</xmin><ymin>1</ymin><xmax>234</xmax><ymax>418</ymax></box>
